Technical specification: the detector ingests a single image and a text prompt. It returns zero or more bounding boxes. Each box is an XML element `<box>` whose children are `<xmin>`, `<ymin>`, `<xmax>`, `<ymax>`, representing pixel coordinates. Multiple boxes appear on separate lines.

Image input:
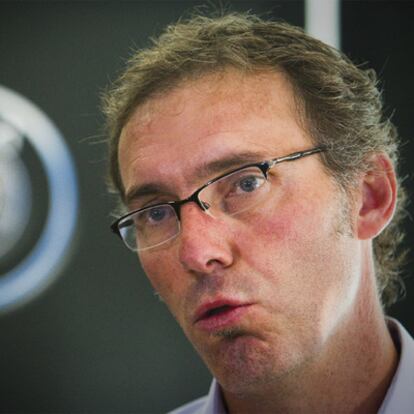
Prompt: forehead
<box><xmin>118</xmin><ymin>69</ymin><xmax>311</xmax><ymax>196</ymax></box>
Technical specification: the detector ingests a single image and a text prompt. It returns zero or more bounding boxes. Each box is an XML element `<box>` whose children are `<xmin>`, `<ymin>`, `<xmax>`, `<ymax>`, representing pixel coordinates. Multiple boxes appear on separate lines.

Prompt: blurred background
<box><xmin>0</xmin><ymin>1</ymin><xmax>413</xmax><ymax>413</ymax></box>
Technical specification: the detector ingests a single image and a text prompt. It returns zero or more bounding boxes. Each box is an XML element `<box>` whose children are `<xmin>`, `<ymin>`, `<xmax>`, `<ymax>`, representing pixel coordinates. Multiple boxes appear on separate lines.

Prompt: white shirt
<box><xmin>169</xmin><ymin>318</ymin><xmax>414</xmax><ymax>414</ymax></box>
<box><xmin>378</xmin><ymin>318</ymin><xmax>414</xmax><ymax>414</ymax></box>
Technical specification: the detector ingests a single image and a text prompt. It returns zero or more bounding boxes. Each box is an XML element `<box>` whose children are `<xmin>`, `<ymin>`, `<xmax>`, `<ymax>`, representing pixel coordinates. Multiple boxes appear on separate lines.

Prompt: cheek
<box><xmin>239</xmin><ymin>196</ymin><xmax>322</xmax><ymax>258</ymax></box>
<box><xmin>237</xmin><ymin>191</ymin><xmax>352</xmax><ymax>307</ymax></box>
<box><xmin>139</xmin><ymin>252</ymin><xmax>182</xmax><ymax>300</ymax></box>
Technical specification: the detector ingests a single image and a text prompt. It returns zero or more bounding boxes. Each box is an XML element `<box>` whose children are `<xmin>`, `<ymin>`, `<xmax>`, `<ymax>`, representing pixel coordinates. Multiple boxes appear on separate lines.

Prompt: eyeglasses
<box><xmin>111</xmin><ymin>146</ymin><xmax>326</xmax><ymax>252</ymax></box>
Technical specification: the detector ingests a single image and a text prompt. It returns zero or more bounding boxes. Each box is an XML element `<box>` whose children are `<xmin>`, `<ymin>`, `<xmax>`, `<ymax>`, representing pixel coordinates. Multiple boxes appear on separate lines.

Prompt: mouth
<box><xmin>194</xmin><ymin>300</ymin><xmax>252</xmax><ymax>333</ymax></box>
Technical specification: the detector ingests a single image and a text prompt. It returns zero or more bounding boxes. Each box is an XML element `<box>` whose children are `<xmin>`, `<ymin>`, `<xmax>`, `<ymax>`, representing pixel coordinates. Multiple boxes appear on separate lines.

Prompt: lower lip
<box><xmin>195</xmin><ymin>305</ymin><xmax>252</xmax><ymax>333</ymax></box>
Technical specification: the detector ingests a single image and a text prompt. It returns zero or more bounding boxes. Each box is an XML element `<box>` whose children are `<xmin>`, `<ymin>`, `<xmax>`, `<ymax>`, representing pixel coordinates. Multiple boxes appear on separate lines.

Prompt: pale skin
<box><xmin>118</xmin><ymin>69</ymin><xmax>398</xmax><ymax>413</ymax></box>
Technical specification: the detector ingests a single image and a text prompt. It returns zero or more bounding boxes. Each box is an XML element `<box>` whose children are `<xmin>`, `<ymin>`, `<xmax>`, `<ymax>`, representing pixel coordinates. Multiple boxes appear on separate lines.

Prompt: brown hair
<box><xmin>102</xmin><ymin>12</ymin><xmax>408</xmax><ymax>308</ymax></box>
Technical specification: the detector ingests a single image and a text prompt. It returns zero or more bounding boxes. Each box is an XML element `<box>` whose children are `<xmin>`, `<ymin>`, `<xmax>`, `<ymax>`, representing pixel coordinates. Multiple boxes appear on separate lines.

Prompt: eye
<box><xmin>236</xmin><ymin>175</ymin><xmax>263</xmax><ymax>193</ymax></box>
<box><xmin>210</xmin><ymin>169</ymin><xmax>268</xmax><ymax>215</ymax></box>
<box><xmin>149</xmin><ymin>207</ymin><xmax>167</xmax><ymax>221</ymax></box>
<box><xmin>228</xmin><ymin>172</ymin><xmax>266</xmax><ymax>197</ymax></box>
<box><xmin>209</xmin><ymin>168</ymin><xmax>267</xmax><ymax>204</ymax></box>
<box><xmin>138</xmin><ymin>205</ymin><xmax>175</xmax><ymax>227</ymax></box>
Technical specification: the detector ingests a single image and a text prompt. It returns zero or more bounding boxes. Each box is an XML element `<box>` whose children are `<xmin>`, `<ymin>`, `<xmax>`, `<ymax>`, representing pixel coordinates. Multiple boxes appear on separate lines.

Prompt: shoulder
<box><xmin>167</xmin><ymin>396</ymin><xmax>209</xmax><ymax>414</ymax></box>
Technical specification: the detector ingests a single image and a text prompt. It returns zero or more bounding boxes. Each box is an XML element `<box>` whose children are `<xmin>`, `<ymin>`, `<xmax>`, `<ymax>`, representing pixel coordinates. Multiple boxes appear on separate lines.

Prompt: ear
<box><xmin>357</xmin><ymin>153</ymin><xmax>397</xmax><ymax>240</ymax></box>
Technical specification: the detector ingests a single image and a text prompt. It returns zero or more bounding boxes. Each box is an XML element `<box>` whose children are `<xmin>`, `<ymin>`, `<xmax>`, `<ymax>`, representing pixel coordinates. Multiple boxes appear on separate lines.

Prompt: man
<box><xmin>103</xmin><ymin>13</ymin><xmax>413</xmax><ymax>414</ymax></box>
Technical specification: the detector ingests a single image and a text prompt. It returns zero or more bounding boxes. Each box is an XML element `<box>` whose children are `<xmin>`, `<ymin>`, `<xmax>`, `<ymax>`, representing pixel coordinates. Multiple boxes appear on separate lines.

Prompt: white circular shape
<box><xmin>0</xmin><ymin>120</ymin><xmax>24</xmax><ymax>154</ymax></box>
<box><xmin>0</xmin><ymin>154</ymin><xmax>32</xmax><ymax>257</ymax></box>
<box><xmin>0</xmin><ymin>85</ymin><xmax>79</xmax><ymax>313</ymax></box>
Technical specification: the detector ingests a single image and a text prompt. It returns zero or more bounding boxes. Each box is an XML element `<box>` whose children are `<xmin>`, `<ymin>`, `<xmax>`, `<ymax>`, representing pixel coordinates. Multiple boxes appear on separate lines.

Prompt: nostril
<box><xmin>206</xmin><ymin>259</ymin><xmax>217</xmax><ymax>267</ymax></box>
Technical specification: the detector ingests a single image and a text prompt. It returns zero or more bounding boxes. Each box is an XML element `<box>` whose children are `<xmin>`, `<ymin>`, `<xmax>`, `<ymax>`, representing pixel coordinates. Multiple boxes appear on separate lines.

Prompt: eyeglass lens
<box><xmin>118</xmin><ymin>166</ymin><xmax>270</xmax><ymax>251</ymax></box>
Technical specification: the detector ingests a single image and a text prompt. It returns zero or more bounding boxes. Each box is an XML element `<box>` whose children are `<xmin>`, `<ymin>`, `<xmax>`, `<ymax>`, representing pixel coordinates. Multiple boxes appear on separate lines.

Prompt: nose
<box><xmin>178</xmin><ymin>203</ymin><xmax>234</xmax><ymax>275</ymax></box>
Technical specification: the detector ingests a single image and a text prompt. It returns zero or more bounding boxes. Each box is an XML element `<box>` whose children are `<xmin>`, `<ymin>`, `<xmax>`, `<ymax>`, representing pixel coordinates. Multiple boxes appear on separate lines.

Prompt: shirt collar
<box><xmin>200</xmin><ymin>379</ymin><xmax>226</xmax><ymax>414</ymax></box>
<box><xmin>378</xmin><ymin>317</ymin><xmax>414</xmax><ymax>413</ymax></box>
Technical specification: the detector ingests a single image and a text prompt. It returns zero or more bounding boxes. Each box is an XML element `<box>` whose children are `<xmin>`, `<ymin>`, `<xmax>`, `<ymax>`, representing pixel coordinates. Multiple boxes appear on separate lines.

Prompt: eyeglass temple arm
<box><xmin>268</xmin><ymin>146</ymin><xmax>326</xmax><ymax>168</ymax></box>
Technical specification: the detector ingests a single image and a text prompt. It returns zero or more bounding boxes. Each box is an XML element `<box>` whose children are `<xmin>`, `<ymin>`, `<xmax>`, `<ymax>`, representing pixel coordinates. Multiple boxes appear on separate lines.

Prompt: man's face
<box><xmin>118</xmin><ymin>70</ymin><xmax>362</xmax><ymax>393</ymax></box>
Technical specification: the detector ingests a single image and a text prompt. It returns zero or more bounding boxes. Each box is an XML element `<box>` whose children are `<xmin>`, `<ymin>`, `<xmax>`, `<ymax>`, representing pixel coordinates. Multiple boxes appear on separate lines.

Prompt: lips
<box><xmin>194</xmin><ymin>299</ymin><xmax>252</xmax><ymax>333</ymax></box>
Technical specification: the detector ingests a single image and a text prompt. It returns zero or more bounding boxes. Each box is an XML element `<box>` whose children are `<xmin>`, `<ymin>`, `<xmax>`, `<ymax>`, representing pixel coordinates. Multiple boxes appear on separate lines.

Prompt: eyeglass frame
<box><xmin>110</xmin><ymin>146</ymin><xmax>326</xmax><ymax>250</ymax></box>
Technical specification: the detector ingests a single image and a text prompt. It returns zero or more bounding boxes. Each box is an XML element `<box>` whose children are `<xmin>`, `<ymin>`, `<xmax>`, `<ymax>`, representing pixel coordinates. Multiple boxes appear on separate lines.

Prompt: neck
<box><xmin>223</xmin><ymin>252</ymin><xmax>398</xmax><ymax>414</ymax></box>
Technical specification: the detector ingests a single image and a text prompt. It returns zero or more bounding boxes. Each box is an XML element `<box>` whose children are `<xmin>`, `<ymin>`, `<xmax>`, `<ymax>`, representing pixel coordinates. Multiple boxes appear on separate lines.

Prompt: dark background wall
<box><xmin>0</xmin><ymin>1</ymin><xmax>413</xmax><ymax>413</ymax></box>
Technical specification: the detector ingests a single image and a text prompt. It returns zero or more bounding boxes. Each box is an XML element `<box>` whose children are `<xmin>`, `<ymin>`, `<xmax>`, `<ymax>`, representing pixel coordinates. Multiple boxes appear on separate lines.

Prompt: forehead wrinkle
<box><xmin>120</xmin><ymin>70</ymin><xmax>302</xmax><ymax>161</ymax></box>
<box><xmin>124</xmin><ymin>69</ymin><xmax>299</xmax><ymax>140</ymax></box>
<box><xmin>119</xmin><ymin>70</ymin><xmax>307</xmax><ymax>204</ymax></box>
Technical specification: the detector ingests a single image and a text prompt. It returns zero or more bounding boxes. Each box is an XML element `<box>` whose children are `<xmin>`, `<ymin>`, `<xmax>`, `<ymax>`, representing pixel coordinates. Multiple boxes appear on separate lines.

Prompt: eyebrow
<box><xmin>124</xmin><ymin>150</ymin><xmax>268</xmax><ymax>206</ymax></box>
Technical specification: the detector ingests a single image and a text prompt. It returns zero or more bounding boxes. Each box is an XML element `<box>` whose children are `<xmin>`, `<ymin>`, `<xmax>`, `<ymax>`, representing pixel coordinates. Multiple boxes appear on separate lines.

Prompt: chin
<box><xmin>202</xmin><ymin>334</ymin><xmax>284</xmax><ymax>395</ymax></box>
<box><xmin>204</xmin><ymin>330</ymin><xmax>320</xmax><ymax>396</ymax></box>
